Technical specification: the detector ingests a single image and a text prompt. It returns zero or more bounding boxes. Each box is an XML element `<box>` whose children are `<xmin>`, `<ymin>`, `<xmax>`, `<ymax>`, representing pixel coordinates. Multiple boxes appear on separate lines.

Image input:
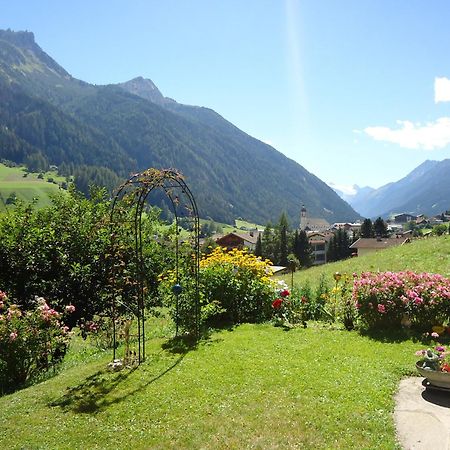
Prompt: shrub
<box><xmin>353</xmin><ymin>271</ymin><xmax>450</xmax><ymax>330</ymax></box>
<box><xmin>0</xmin><ymin>189</ymin><xmax>170</xmax><ymax>327</ymax></box>
<box><xmin>198</xmin><ymin>247</ymin><xmax>275</xmax><ymax>326</ymax></box>
<box><xmin>0</xmin><ymin>291</ymin><xmax>73</xmax><ymax>394</ymax></box>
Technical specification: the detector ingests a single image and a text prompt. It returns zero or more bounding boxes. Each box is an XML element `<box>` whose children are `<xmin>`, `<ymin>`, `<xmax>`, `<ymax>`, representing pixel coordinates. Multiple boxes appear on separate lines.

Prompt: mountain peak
<box><xmin>0</xmin><ymin>28</ymin><xmax>71</xmax><ymax>80</ymax></box>
<box><xmin>0</xmin><ymin>29</ymin><xmax>36</xmax><ymax>48</ymax></box>
<box><xmin>117</xmin><ymin>77</ymin><xmax>175</xmax><ymax>106</ymax></box>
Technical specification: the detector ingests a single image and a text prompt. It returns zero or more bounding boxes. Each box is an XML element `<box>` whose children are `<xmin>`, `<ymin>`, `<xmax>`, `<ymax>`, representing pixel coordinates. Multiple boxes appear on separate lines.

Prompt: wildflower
<box><xmin>431</xmin><ymin>332</ymin><xmax>439</xmax><ymax>338</ymax></box>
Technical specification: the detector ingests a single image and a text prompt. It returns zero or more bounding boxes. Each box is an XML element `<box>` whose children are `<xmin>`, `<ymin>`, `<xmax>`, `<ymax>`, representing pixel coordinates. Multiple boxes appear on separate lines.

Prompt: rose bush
<box><xmin>0</xmin><ymin>291</ymin><xmax>73</xmax><ymax>394</ymax></box>
<box><xmin>353</xmin><ymin>271</ymin><xmax>450</xmax><ymax>329</ymax></box>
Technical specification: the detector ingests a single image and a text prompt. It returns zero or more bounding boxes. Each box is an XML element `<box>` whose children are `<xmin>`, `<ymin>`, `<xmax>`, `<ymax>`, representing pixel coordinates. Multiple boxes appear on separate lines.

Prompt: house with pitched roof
<box><xmin>215</xmin><ymin>231</ymin><xmax>259</xmax><ymax>251</ymax></box>
<box><xmin>349</xmin><ymin>236</ymin><xmax>410</xmax><ymax>257</ymax></box>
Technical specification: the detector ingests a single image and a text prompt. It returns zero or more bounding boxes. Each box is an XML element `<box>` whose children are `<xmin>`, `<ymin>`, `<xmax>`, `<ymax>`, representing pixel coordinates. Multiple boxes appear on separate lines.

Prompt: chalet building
<box><xmin>299</xmin><ymin>205</ymin><xmax>330</xmax><ymax>232</ymax></box>
<box><xmin>349</xmin><ymin>237</ymin><xmax>409</xmax><ymax>257</ymax></box>
<box><xmin>307</xmin><ymin>231</ymin><xmax>334</xmax><ymax>265</ymax></box>
<box><xmin>393</xmin><ymin>213</ymin><xmax>417</xmax><ymax>224</ymax></box>
<box><xmin>331</xmin><ymin>222</ymin><xmax>361</xmax><ymax>237</ymax></box>
<box><xmin>215</xmin><ymin>231</ymin><xmax>259</xmax><ymax>251</ymax></box>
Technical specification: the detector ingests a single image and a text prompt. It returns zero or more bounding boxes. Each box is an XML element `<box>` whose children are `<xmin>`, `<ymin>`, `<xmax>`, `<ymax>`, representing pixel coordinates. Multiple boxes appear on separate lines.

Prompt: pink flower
<box><xmin>377</xmin><ymin>304</ymin><xmax>386</xmax><ymax>314</ymax></box>
<box><xmin>9</xmin><ymin>331</ymin><xmax>18</xmax><ymax>341</ymax></box>
<box><xmin>431</xmin><ymin>332</ymin><xmax>439</xmax><ymax>338</ymax></box>
<box><xmin>65</xmin><ymin>304</ymin><xmax>76</xmax><ymax>313</ymax></box>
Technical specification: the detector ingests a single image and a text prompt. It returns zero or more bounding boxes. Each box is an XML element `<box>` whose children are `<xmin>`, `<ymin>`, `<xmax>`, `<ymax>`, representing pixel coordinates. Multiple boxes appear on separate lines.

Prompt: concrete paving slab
<box><xmin>394</xmin><ymin>377</ymin><xmax>450</xmax><ymax>449</ymax></box>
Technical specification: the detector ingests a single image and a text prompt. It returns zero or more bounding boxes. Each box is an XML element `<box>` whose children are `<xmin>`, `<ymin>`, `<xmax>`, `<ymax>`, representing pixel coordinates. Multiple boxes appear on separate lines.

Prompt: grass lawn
<box><xmin>282</xmin><ymin>235</ymin><xmax>450</xmax><ymax>291</ymax></box>
<box><xmin>0</xmin><ymin>320</ymin><xmax>419</xmax><ymax>449</ymax></box>
<box><xmin>0</xmin><ymin>164</ymin><xmax>66</xmax><ymax>211</ymax></box>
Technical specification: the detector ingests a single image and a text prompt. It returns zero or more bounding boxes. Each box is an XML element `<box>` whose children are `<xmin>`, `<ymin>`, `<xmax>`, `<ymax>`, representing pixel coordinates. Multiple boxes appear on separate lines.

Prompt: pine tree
<box><xmin>278</xmin><ymin>212</ymin><xmax>289</xmax><ymax>266</ymax></box>
<box><xmin>360</xmin><ymin>218</ymin><xmax>374</xmax><ymax>238</ymax></box>
<box><xmin>374</xmin><ymin>217</ymin><xmax>388</xmax><ymax>237</ymax></box>
<box><xmin>262</xmin><ymin>223</ymin><xmax>275</xmax><ymax>263</ymax></box>
<box><xmin>294</xmin><ymin>229</ymin><xmax>313</xmax><ymax>267</ymax></box>
<box><xmin>255</xmin><ymin>233</ymin><xmax>262</xmax><ymax>257</ymax></box>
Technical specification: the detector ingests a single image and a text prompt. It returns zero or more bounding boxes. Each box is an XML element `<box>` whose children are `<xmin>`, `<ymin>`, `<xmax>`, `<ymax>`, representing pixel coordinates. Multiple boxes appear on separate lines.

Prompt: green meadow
<box><xmin>0</xmin><ymin>164</ymin><xmax>66</xmax><ymax>211</ymax></box>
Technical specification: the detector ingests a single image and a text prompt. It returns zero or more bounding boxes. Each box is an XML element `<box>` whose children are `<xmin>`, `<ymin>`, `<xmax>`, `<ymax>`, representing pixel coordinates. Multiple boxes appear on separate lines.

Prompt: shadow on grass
<box><xmin>359</xmin><ymin>328</ymin><xmax>424</xmax><ymax>343</ymax></box>
<box><xmin>360</xmin><ymin>327</ymin><xmax>450</xmax><ymax>345</ymax></box>
<box><xmin>49</xmin><ymin>328</ymin><xmax>229</xmax><ymax>414</ymax></box>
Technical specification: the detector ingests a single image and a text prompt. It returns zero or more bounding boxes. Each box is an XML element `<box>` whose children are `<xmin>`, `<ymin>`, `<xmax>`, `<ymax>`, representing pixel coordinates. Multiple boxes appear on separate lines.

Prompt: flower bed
<box><xmin>352</xmin><ymin>271</ymin><xmax>450</xmax><ymax>329</ymax></box>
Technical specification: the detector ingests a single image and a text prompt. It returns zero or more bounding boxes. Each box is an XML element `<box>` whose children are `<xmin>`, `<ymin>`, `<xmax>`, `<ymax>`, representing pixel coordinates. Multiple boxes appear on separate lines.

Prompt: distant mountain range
<box><xmin>330</xmin><ymin>159</ymin><xmax>450</xmax><ymax>218</ymax></box>
<box><xmin>0</xmin><ymin>29</ymin><xmax>360</xmax><ymax>225</ymax></box>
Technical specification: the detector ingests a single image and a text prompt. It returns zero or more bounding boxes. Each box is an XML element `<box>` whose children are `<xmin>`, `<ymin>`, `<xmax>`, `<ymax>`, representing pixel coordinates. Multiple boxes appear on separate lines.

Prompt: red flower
<box><xmin>301</xmin><ymin>296</ymin><xmax>308</xmax><ymax>303</ymax></box>
<box><xmin>442</xmin><ymin>363</ymin><xmax>450</xmax><ymax>373</ymax></box>
<box><xmin>272</xmin><ymin>298</ymin><xmax>283</xmax><ymax>309</ymax></box>
<box><xmin>280</xmin><ymin>289</ymin><xmax>290</xmax><ymax>298</ymax></box>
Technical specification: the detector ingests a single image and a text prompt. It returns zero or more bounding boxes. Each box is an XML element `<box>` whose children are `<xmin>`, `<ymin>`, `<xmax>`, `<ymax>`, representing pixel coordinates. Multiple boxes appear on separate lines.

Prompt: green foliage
<box><xmin>293</xmin><ymin>229</ymin><xmax>313</xmax><ymax>267</ymax></box>
<box><xmin>196</xmin><ymin>247</ymin><xmax>275</xmax><ymax>326</ymax></box>
<box><xmin>433</xmin><ymin>223</ymin><xmax>448</xmax><ymax>236</ymax></box>
<box><xmin>327</xmin><ymin>228</ymin><xmax>352</xmax><ymax>262</ymax></box>
<box><xmin>0</xmin><ymin>188</ymin><xmax>171</xmax><ymax>329</ymax></box>
<box><xmin>0</xmin><ymin>292</ymin><xmax>72</xmax><ymax>393</ymax></box>
<box><xmin>0</xmin><ymin>189</ymin><xmax>112</xmax><ymax>324</ymax></box>
<box><xmin>157</xmin><ymin>240</ymin><xmax>200</xmax><ymax>335</ymax></box>
<box><xmin>278</xmin><ymin>212</ymin><xmax>289</xmax><ymax>266</ymax></box>
<box><xmin>374</xmin><ymin>216</ymin><xmax>388</xmax><ymax>237</ymax></box>
<box><xmin>360</xmin><ymin>218</ymin><xmax>374</xmax><ymax>238</ymax></box>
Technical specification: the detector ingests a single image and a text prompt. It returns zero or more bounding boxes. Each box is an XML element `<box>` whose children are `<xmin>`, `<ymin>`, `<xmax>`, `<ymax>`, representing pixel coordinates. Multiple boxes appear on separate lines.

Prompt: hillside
<box><xmin>286</xmin><ymin>235</ymin><xmax>450</xmax><ymax>289</ymax></box>
<box><xmin>0</xmin><ymin>163</ymin><xmax>64</xmax><ymax>210</ymax></box>
<box><xmin>0</xmin><ymin>29</ymin><xmax>359</xmax><ymax>225</ymax></box>
<box><xmin>337</xmin><ymin>159</ymin><xmax>450</xmax><ymax>218</ymax></box>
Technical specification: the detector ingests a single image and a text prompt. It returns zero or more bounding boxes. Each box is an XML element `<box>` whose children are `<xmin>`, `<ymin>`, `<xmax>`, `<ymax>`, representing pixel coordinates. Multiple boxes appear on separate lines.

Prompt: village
<box><xmin>204</xmin><ymin>205</ymin><xmax>450</xmax><ymax>268</ymax></box>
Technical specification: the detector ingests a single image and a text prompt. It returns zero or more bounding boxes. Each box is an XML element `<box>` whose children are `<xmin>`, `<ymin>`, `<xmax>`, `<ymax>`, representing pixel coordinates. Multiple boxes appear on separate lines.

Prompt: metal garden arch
<box><xmin>109</xmin><ymin>168</ymin><xmax>200</xmax><ymax>364</ymax></box>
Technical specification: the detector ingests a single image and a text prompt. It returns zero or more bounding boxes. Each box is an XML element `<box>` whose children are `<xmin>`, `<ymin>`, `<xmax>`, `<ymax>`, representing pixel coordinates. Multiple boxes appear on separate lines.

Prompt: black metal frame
<box><xmin>109</xmin><ymin>168</ymin><xmax>200</xmax><ymax>363</ymax></box>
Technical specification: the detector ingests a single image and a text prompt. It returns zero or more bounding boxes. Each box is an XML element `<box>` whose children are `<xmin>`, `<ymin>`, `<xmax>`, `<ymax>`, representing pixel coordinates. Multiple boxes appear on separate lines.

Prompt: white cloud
<box><xmin>328</xmin><ymin>182</ymin><xmax>357</xmax><ymax>196</ymax></box>
<box><xmin>435</xmin><ymin>77</ymin><xmax>450</xmax><ymax>103</ymax></box>
<box><xmin>364</xmin><ymin>118</ymin><xmax>450</xmax><ymax>150</ymax></box>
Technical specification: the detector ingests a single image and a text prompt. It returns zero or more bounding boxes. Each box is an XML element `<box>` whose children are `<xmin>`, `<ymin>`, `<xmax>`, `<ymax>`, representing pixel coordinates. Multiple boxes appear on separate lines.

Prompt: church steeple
<box><xmin>300</xmin><ymin>204</ymin><xmax>307</xmax><ymax>230</ymax></box>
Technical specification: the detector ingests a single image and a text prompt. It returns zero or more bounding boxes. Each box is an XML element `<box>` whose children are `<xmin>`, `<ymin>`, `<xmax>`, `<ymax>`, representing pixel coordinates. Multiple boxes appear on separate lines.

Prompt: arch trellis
<box><xmin>109</xmin><ymin>168</ymin><xmax>200</xmax><ymax>364</ymax></box>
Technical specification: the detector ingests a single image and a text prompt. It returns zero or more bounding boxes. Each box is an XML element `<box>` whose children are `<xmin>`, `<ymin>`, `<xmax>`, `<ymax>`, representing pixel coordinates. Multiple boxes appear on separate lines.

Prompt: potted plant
<box><xmin>416</xmin><ymin>338</ymin><xmax>450</xmax><ymax>389</ymax></box>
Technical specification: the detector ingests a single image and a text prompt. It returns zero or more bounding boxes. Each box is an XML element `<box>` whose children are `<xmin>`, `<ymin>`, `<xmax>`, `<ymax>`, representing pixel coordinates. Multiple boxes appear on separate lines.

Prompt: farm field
<box><xmin>0</xmin><ymin>164</ymin><xmax>66</xmax><ymax>211</ymax></box>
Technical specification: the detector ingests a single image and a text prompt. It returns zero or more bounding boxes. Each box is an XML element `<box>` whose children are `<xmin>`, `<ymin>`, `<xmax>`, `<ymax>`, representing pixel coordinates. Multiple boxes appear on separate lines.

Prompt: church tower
<box><xmin>300</xmin><ymin>204</ymin><xmax>307</xmax><ymax>230</ymax></box>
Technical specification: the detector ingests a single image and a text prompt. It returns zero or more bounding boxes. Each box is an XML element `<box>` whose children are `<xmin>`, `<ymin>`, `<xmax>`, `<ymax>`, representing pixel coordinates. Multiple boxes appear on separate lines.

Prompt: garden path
<box><xmin>395</xmin><ymin>377</ymin><xmax>450</xmax><ymax>449</ymax></box>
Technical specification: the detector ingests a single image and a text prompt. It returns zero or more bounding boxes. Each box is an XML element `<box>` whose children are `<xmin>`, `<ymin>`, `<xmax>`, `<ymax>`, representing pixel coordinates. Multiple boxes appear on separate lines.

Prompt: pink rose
<box><xmin>65</xmin><ymin>304</ymin><xmax>76</xmax><ymax>313</ymax></box>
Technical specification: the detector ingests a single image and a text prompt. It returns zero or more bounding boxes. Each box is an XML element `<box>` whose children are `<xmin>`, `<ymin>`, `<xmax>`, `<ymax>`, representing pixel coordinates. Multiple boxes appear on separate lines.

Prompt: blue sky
<box><xmin>1</xmin><ymin>0</ymin><xmax>450</xmax><ymax>190</ymax></box>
